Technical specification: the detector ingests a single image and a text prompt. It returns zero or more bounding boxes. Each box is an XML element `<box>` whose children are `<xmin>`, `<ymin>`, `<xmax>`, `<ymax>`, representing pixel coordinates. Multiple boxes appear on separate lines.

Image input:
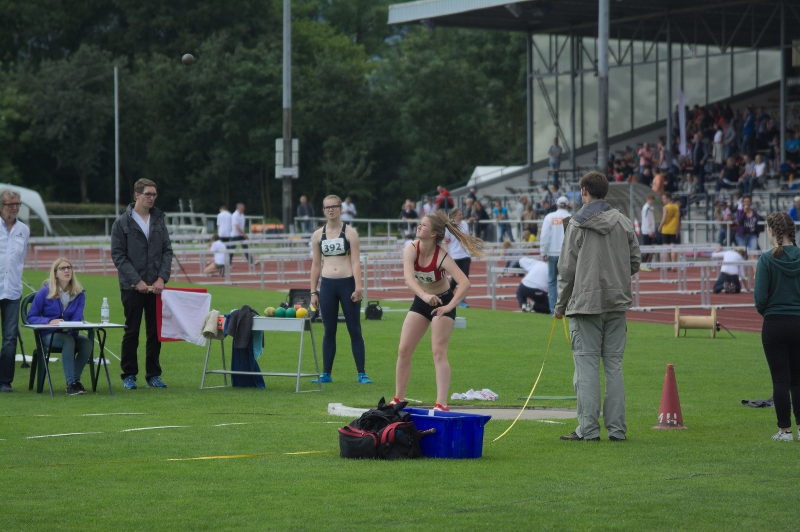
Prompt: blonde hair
<box><xmin>46</xmin><ymin>257</ymin><xmax>83</xmax><ymax>299</ymax></box>
<box><xmin>322</xmin><ymin>194</ymin><xmax>341</xmax><ymax>206</ymax></box>
<box><xmin>767</xmin><ymin>211</ymin><xmax>796</xmax><ymax>257</ymax></box>
<box><xmin>426</xmin><ymin>211</ymin><xmax>485</xmax><ymax>257</ymax></box>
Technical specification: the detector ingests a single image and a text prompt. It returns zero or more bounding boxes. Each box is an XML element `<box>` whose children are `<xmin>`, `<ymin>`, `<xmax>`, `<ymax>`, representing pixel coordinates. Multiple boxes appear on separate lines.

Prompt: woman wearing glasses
<box><xmin>390</xmin><ymin>211</ymin><xmax>484</xmax><ymax>411</ymax></box>
<box><xmin>27</xmin><ymin>257</ymin><xmax>93</xmax><ymax>395</ymax></box>
<box><xmin>309</xmin><ymin>194</ymin><xmax>370</xmax><ymax>384</ymax></box>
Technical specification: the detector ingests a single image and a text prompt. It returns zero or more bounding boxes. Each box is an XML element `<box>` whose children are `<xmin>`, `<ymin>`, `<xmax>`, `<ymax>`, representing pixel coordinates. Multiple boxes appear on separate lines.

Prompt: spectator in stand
<box><xmin>651</xmin><ymin>171</ymin><xmax>665</xmax><ymax>197</ymax></box>
<box><xmin>467</xmin><ymin>187</ymin><xmax>478</xmax><ymax>202</ymax></box>
<box><xmin>544</xmin><ymin>183</ymin><xmax>560</xmax><ymax>213</ymax></box>
<box><xmin>741</xmin><ymin>106</ymin><xmax>755</xmax><ymax>157</ymax></box>
<box><xmin>421</xmin><ymin>197</ymin><xmax>436</xmax><ymax>217</ymax></box>
<box><xmin>740</xmin><ymin>154</ymin><xmax>756</xmax><ymax>195</ymax></box>
<box><xmin>296</xmin><ymin>194</ymin><xmax>315</xmax><ymax>233</ymax></box>
<box><xmin>713</xmin><ymin>125</ymin><xmax>724</xmax><ymax>167</ymax></box>
<box><xmin>435</xmin><ymin>185</ymin><xmax>454</xmax><ymax>212</ymax></box>
<box><xmin>788</xmin><ymin>196</ymin><xmax>800</xmax><ymax>222</ymax></box>
<box><xmin>540</xmin><ymin>196</ymin><xmax>570</xmax><ymax>314</ymax></box>
<box><xmin>716</xmin><ymin>157</ymin><xmax>740</xmax><ymax>191</ymax></box>
<box><xmin>516</xmin><ymin>256</ymin><xmax>550</xmax><ymax>314</ymax></box>
<box><xmin>400</xmin><ymin>199</ymin><xmax>418</xmax><ymax>232</ymax></box>
<box><xmin>753</xmin><ymin>154</ymin><xmax>768</xmax><ymax>184</ymax></box>
<box><xmin>512</xmin><ymin>195</ymin><xmax>529</xmax><ymax>240</ymax></box>
<box><xmin>658</xmin><ymin>193</ymin><xmax>680</xmax><ymax>266</ymax></box>
<box><xmin>715</xmin><ymin>200</ymin><xmax>734</xmax><ymax>246</ymax></box>
<box><xmin>785</xmin><ymin>130</ymin><xmax>800</xmax><ymax>164</ymax></box>
<box><xmin>638</xmin><ymin>167</ymin><xmax>653</xmax><ymax>187</ymax></box>
<box><xmin>640</xmin><ymin>194</ymin><xmax>658</xmax><ymax>264</ymax></box>
<box><xmin>637</xmin><ymin>141</ymin><xmax>654</xmax><ymax>174</ymax></box>
<box><xmin>521</xmin><ymin>202</ymin><xmax>538</xmax><ymax>237</ymax></box>
<box><xmin>734</xmin><ymin>195</ymin><xmax>762</xmax><ymax>252</ymax></box>
<box><xmin>492</xmin><ymin>200</ymin><xmax>513</xmax><ymax>242</ymax></box>
<box><xmin>691</xmin><ymin>132</ymin><xmax>707</xmax><ymax>188</ymax></box>
<box><xmin>722</xmin><ymin>118</ymin><xmax>737</xmax><ymax>160</ymax></box>
<box><xmin>656</xmin><ymin>138</ymin><xmax>669</xmax><ymax>174</ymax></box>
<box><xmin>469</xmin><ymin>200</ymin><xmax>490</xmax><ymax>241</ymax></box>
<box><xmin>341</xmin><ymin>196</ymin><xmax>357</xmax><ymax>223</ymax></box>
<box><xmin>463</xmin><ymin>197</ymin><xmax>475</xmax><ymax>234</ymax></box>
<box><xmin>711</xmin><ymin>247</ymin><xmax>747</xmax><ymax>293</ymax></box>
<box><xmin>548</xmin><ymin>137</ymin><xmax>562</xmax><ymax>186</ymax></box>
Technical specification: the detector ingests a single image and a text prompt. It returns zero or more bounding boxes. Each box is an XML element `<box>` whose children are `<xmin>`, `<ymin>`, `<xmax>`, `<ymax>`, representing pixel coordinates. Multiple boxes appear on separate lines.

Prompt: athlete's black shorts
<box><xmin>409</xmin><ymin>289</ymin><xmax>456</xmax><ymax>321</ymax></box>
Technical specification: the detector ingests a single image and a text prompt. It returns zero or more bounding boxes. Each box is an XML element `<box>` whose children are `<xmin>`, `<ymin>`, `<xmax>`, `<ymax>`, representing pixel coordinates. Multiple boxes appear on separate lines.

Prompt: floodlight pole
<box><xmin>281</xmin><ymin>0</ymin><xmax>293</xmax><ymax>230</ymax></box>
<box><xmin>597</xmin><ymin>0</ymin><xmax>609</xmax><ymax>173</ymax></box>
<box><xmin>114</xmin><ymin>66</ymin><xmax>120</xmax><ymax>215</ymax></box>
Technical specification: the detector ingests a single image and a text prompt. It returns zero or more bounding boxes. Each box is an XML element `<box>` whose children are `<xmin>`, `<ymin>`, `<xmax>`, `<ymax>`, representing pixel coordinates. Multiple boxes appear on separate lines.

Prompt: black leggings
<box><xmin>319</xmin><ymin>276</ymin><xmax>365</xmax><ymax>374</ymax></box>
<box><xmin>761</xmin><ymin>315</ymin><xmax>800</xmax><ymax>429</ymax></box>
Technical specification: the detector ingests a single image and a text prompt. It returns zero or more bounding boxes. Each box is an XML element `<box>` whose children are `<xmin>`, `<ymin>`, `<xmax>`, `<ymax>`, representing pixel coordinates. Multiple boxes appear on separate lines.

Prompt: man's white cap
<box><xmin>556</xmin><ymin>196</ymin><xmax>569</xmax><ymax>206</ymax></box>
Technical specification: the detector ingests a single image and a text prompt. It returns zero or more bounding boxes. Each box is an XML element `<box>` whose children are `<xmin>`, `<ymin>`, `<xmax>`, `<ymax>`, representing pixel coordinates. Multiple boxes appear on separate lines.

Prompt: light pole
<box><xmin>114</xmin><ymin>66</ymin><xmax>120</xmax><ymax>215</ymax></box>
<box><xmin>281</xmin><ymin>0</ymin><xmax>293</xmax><ymax>229</ymax></box>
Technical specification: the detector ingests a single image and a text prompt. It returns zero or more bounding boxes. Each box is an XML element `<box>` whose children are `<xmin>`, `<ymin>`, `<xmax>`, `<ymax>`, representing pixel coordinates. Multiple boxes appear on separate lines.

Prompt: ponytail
<box><xmin>426</xmin><ymin>210</ymin><xmax>485</xmax><ymax>257</ymax></box>
<box><xmin>767</xmin><ymin>211</ymin><xmax>796</xmax><ymax>257</ymax></box>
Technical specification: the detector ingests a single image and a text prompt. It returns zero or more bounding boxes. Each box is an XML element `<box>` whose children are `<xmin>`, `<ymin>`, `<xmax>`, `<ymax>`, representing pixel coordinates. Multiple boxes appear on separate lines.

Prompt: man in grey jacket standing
<box><xmin>554</xmin><ymin>171</ymin><xmax>641</xmax><ymax>441</ymax></box>
<box><xmin>111</xmin><ymin>178</ymin><xmax>173</xmax><ymax>390</ymax></box>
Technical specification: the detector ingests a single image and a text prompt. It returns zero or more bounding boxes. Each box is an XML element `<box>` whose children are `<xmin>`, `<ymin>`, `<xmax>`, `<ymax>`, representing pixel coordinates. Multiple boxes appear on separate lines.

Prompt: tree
<box><xmin>21</xmin><ymin>45</ymin><xmax>114</xmax><ymax>202</ymax></box>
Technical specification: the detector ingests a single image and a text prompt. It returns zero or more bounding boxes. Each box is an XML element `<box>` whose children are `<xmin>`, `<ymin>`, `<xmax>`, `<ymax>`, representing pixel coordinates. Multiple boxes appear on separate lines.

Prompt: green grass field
<box><xmin>2</xmin><ymin>272</ymin><xmax>796</xmax><ymax>531</ymax></box>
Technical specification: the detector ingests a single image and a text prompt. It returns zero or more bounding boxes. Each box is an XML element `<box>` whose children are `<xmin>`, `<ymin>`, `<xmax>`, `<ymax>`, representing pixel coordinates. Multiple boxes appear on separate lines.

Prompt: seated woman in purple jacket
<box><xmin>27</xmin><ymin>257</ymin><xmax>93</xmax><ymax>395</ymax></box>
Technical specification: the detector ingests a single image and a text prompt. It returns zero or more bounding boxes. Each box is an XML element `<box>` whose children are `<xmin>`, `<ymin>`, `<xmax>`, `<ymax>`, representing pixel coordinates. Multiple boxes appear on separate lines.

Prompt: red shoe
<box><xmin>433</xmin><ymin>403</ymin><xmax>450</xmax><ymax>411</ymax></box>
<box><xmin>388</xmin><ymin>397</ymin><xmax>401</xmax><ymax>406</ymax></box>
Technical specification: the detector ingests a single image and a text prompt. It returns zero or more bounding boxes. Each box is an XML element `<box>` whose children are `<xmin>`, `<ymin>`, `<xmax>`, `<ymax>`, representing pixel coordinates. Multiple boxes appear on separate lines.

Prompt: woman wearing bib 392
<box><xmin>310</xmin><ymin>194</ymin><xmax>370</xmax><ymax>384</ymax></box>
<box><xmin>391</xmin><ymin>211</ymin><xmax>484</xmax><ymax>410</ymax></box>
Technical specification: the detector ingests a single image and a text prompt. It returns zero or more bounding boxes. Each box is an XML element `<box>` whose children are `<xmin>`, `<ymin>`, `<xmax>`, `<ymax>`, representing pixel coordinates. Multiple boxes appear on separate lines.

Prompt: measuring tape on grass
<box><xmin>491</xmin><ymin>317</ymin><xmax>569</xmax><ymax>443</ymax></box>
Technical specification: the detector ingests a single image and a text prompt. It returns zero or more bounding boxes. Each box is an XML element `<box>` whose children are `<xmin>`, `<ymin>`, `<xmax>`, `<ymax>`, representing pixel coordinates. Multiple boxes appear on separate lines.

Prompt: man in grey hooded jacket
<box><xmin>554</xmin><ymin>171</ymin><xmax>641</xmax><ymax>441</ymax></box>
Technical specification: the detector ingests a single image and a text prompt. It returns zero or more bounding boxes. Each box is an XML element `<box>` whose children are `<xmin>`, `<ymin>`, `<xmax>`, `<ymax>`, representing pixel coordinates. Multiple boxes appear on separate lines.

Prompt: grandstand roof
<box><xmin>388</xmin><ymin>0</ymin><xmax>799</xmax><ymax>49</ymax></box>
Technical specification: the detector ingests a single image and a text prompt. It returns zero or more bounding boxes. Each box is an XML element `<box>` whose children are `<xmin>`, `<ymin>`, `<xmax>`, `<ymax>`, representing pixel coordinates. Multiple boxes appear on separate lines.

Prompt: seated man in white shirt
<box><xmin>516</xmin><ymin>255</ymin><xmax>550</xmax><ymax>313</ymax></box>
<box><xmin>711</xmin><ymin>247</ymin><xmax>747</xmax><ymax>293</ymax></box>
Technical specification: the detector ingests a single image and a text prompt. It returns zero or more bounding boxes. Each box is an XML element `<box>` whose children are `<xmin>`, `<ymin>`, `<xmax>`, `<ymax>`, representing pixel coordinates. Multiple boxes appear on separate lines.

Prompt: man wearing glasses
<box><xmin>111</xmin><ymin>178</ymin><xmax>173</xmax><ymax>390</ymax></box>
<box><xmin>0</xmin><ymin>189</ymin><xmax>29</xmax><ymax>392</ymax></box>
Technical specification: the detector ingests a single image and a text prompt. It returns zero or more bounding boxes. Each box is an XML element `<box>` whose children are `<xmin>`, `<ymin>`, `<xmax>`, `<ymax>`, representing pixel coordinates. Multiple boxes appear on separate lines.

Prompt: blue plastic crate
<box><xmin>403</xmin><ymin>408</ymin><xmax>492</xmax><ymax>459</ymax></box>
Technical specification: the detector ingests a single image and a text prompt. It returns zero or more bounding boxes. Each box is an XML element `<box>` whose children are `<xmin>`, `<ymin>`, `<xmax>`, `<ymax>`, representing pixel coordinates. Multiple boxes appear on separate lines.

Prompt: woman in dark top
<box><xmin>754</xmin><ymin>212</ymin><xmax>800</xmax><ymax>441</ymax></box>
<box><xmin>734</xmin><ymin>195</ymin><xmax>761</xmax><ymax>252</ymax></box>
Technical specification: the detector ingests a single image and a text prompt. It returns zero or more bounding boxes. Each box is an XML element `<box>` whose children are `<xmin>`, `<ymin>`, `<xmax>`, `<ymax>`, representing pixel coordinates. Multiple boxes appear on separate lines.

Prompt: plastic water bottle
<box><xmin>100</xmin><ymin>297</ymin><xmax>110</xmax><ymax>324</ymax></box>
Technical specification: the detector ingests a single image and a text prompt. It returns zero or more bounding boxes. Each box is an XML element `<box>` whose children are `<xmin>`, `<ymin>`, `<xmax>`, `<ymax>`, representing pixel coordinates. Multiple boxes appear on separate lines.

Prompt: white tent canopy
<box><xmin>0</xmin><ymin>183</ymin><xmax>53</xmax><ymax>233</ymax></box>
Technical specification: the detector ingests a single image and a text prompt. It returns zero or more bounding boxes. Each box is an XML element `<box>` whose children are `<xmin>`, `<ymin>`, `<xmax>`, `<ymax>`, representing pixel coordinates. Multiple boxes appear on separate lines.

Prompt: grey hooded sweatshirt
<box><xmin>555</xmin><ymin>199</ymin><xmax>641</xmax><ymax>316</ymax></box>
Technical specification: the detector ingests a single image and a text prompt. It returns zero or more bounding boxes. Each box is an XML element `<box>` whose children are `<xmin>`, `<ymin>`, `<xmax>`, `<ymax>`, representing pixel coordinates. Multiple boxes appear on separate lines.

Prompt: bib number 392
<box><xmin>321</xmin><ymin>237</ymin><xmax>345</xmax><ymax>255</ymax></box>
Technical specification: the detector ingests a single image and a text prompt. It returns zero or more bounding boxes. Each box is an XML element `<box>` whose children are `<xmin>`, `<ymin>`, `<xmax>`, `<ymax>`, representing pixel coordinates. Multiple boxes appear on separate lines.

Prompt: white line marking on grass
<box><xmin>82</xmin><ymin>413</ymin><xmax>148</xmax><ymax>416</ymax></box>
<box><xmin>120</xmin><ymin>426</ymin><xmax>189</xmax><ymax>432</ymax></box>
<box><xmin>535</xmin><ymin>420</ymin><xmax>565</xmax><ymax>424</ymax></box>
<box><xmin>214</xmin><ymin>423</ymin><xmax>253</xmax><ymax>427</ymax></box>
<box><xmin>27</xmin><ymin>432</ymin><xmax>104</xmax><ymax>439</ymax></box>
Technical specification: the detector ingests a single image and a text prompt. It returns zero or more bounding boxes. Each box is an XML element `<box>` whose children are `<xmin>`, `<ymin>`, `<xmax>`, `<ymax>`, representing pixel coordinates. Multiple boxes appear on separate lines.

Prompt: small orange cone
<box><xmin>652</xmin><ymin>364</ymin><xmax>688</xmax><ymax>430</ymax></box>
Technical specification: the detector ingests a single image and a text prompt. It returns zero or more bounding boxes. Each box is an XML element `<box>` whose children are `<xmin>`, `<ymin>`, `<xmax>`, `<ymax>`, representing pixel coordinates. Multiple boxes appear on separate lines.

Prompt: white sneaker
<box><xmin>771</xmin><ymin>430</ymin><xmax>793</xmax><ymax>442</ymax></box>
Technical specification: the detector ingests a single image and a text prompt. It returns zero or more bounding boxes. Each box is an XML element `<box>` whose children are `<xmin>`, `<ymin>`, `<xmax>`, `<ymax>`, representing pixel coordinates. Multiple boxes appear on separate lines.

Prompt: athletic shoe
<box><xmin>311</xmin><ymin>373</ymin><xmax>332</xmax><ymax>383</ymax></box>
<box><xmin>797</xmin><ymin>428</ymin><xmax>800</xmax><ymax>442</ymax></box>
<box><xmin>640</xmin><ymin>266</ymin><xmax>652</xmax><ymax>272</ymax></box>
<box><xmin>433</xmin><ymin>403</ymin><xmax>450</xmax><ymax>411</ymax></box>
<box><xmin>560</xmin><ymin>431</ymin><xmax>600</xmax><ymax>441</ymax></box>
<box><xmin>388</xmin><ymin>397</ymin><xmax>401</xmax><ymax>406</ymax></box>
<box><xmin>122</xmin><ymin>376</ymin><xmax>137</xmax><ymax>390</ymax></box>
<box><xmin>147</xmin><ymin>376</ymin><xmax>168</xmax><ymax>388</ymax></box>
<box><xmin>357</xmin><ymin>373</ymin><xmax>373</xmax><ymax>384</ymax></box>
<box><xmin>459</xmin><ymin>301</ymin><xmax>469</xmax><ymax>308</ymax></box>
<box><xmin>66</xmin><ymin>383</ymin><xmax>82</xmax><ymax>396</ymax></box>
<box><xmin>74</xmin><ymin>381</ymin><xmax>87</xmax><ymax>395</ymax></box>
<box><xmin>0</xmin><ymin>383</ymin><xmax>13</xmax><ymax>393</ymax></box>
<box><xmin>771</xmin><ymin>430</ymin><xmax>793</xmax><ymax>442</ymax></box>
<box><xmin>609</xmin><ymin>435</ymin><xmax>627</xmax><ymax>441</ymax></box>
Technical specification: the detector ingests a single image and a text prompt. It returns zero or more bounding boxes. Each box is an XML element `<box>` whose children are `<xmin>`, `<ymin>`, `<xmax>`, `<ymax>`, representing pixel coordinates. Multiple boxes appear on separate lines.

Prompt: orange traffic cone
<box><xmin>652</xmin><ymin>364</ymin><xmax>687</xmax><ymax>430</ymax></box>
